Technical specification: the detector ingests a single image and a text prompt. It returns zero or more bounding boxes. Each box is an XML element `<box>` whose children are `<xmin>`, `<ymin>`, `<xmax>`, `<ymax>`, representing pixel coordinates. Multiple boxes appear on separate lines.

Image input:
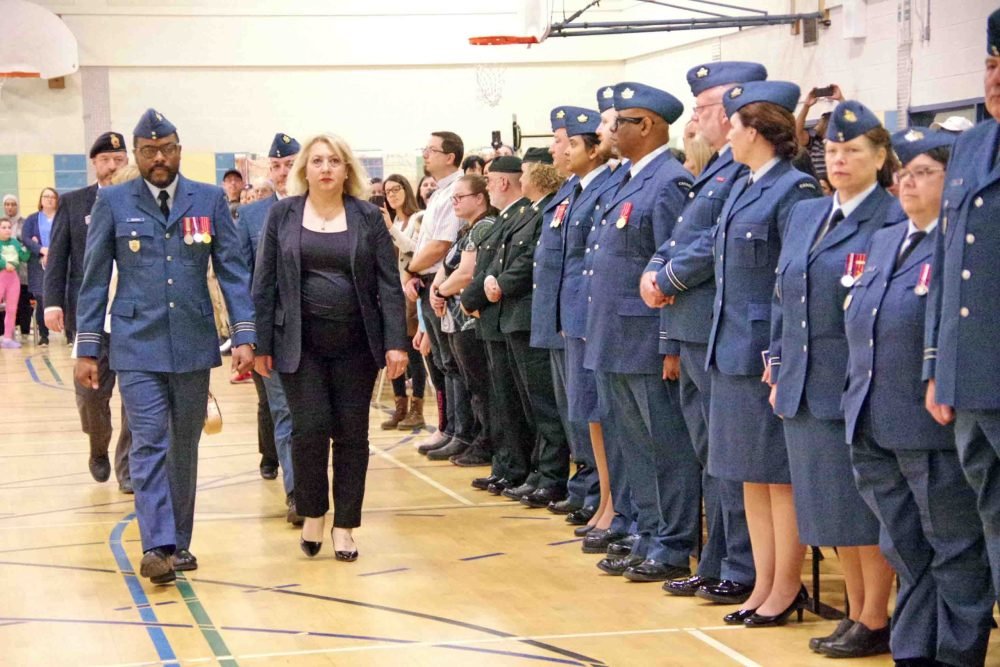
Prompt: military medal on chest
<box><xmin>200</xmin><ymin>216</ymin><xmax>212</xmax><ymax>244</ymax></box>
<box><xmin>551</xmin><ymin>201</ymin><xmax>568</xmax><ymax>228</ymax></box>
<box><xmin>840</xmin><ymin>253</ymin><xmax>867</xmax><ymax>287</ymax></box>
<box><xmin>914</xmin><ymin>263</ymin><xmax>931</xmax><ymax>296</ymax></box>
<box><xmin>616</xmin><ymin>202</ymin><xmax>633</xmax><ymax>229</ymax></box>
<box><xmin>183</xmin><ymin>217</ymin><xmax>195</xmax><ymax>245</ymax></box>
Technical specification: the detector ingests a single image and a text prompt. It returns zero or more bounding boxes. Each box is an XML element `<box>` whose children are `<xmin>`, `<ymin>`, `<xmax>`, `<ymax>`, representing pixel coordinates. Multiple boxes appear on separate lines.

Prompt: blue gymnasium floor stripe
<box><xmin>23</xmin><ymin>355</ymin><xmax>73</xmax><ymax>392</ymax></box>
<box><xmin>458</xmin><ymin>552</ymin><xmax>505</xmax><ymax>562</ymax></box>
<box><xmin>548</xmin><ymin>537</ymin><xmax>585</xmax><ymax>546</ymax></box>
<box><xmin>109</xmin><ymin>514</ymin><xmax>180</xmax><ymax>666</ymax></box>
<box><xmin>358</xmin><ymin>567</ymin><xmax>410</xmax><ymax>577</ymax></box>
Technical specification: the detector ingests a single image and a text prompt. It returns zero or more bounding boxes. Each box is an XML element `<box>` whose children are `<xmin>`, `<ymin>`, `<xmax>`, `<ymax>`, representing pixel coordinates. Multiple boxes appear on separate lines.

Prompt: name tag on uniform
<box><xmin>126</xmin><ymin>217</ymin><xmax>145</xmax><ymax>223</ymax></box>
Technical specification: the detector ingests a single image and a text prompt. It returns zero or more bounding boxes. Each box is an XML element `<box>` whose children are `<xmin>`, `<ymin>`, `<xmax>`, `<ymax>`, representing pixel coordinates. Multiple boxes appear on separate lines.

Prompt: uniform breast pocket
<box><xmin>730</xmin><ymin>223</ymin><xmax>769</xmax><ymax>268</ymax></box>
<box><xmin>844</xmin><ymin>268</ymin><xmax>878</xmax><ymax>323</ymax></box>
<box><xmin>115</xmin><ymin>223</ymin><xmax>155</xmax><ymax>267</ymax></box>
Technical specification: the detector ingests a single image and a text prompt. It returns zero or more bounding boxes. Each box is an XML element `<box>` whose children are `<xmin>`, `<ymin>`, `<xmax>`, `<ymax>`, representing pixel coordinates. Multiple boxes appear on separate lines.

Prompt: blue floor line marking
<box><xmin>23</xmin><ymin>355</ymin><xmax>73</xmax><ymax>393</ymax></box>
<box><xmin>395</xmin><ymin>513</ymin><xmax>446</xmax><ymax>517</ymax></box>
<box><xmin>500</xmin><ymin>515</ymin><xmax>552</xmax><ymax>520</ymax></box>
<box><xmin>358</xmin><ymin>567</ymin><xmax>410</xmax><ymax>577</ymax></box>
<box><xmin>458</xmin><ymin>552</ymin><xmax>504</xmax><ymax>562</ymax></box>
<box><xmin>548</xmin><ymin>537</ymin><xmax>585</xmax><ymax>546</ymax></box>
<box><xmin>109</xmin><ymin>514</ymin><xmax>179</xmax><ymax>665</ymax></box>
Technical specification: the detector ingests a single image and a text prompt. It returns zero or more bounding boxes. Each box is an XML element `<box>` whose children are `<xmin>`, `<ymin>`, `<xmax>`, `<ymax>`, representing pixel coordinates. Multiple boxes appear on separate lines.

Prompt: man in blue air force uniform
<box><xmin>585</xmin><ymin>82</ymin><xmax>702</xmax><ymax>582</ymax></box>
<box><xmin>75</xmin><ymin>109</ymin><xmax>256</xmax><ymax>584</ymax></box>
<box><xmin>924</xmin><ymin>6</ymin><xmax>1000</xmax><ymax>611</ymax></box>
<box><xmin>237</xmin><ymin>132</ymin><xmax>299</xmax><ymax>523</ymax></box>
<box><xmin>640</xmin><ymin>61</ymin><xmax>765</xmax><ymax>605</ymax></box>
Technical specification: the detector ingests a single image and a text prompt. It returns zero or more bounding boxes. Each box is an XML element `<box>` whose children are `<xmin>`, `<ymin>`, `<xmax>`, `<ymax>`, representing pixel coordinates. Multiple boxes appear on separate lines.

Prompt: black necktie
<box><xmin>894</xmin><ymin>230</ymin><xmax>927</xmax><ymax>272</ymax></box>
<box><xmin>158</xmin><ymin>190</ymin><xmax>170</xmax><ymax>219</ymax></box>
<box><xmin>705</xmin><ymin>152</ymin><xmax>719</xmax><ymax>170</ymax></box>
<box><xmin>811</xmin><ymin>208</ymin><xmax>844</xmax><ymax>252</ymax></box>
<box><xmin>616</xmin><ymin>171</ymin><xmax>632</xmax><ymax>194</ymax></box>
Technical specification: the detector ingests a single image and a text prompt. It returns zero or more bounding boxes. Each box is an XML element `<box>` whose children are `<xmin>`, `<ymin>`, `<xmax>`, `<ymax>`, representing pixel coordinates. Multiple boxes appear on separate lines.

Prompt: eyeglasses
<box><xmin>422</xmin><ymin>146</ymin><xmax>446</xmax><ymax>155</ymax></box>
<box><xmin>451</xmin><ymin>193</ymin><xmax>478</xmax><ymax>203</ymax></box>
<box><xmin>692</xmin><ymin>102</ymin><xmax>722</xmax><ymax>115</ymax></box>
<box><xmin>895</xmin><ymin>166</ymin><xmax>945</xmax><ymax>183</ymax></box>
<box><xmin>137</xmin><ymin>143</ymin><xmax>181</xmax><ymax>159</ymax></box>
<box><xmin>611</xmin><ymin>116</ymin><xmax>645</xmax><ymax>132</ymax></box>
<box><xmin>384</xmin><ymin>185</ymin><xmax>404</xmax><ymax>195</ymax></box>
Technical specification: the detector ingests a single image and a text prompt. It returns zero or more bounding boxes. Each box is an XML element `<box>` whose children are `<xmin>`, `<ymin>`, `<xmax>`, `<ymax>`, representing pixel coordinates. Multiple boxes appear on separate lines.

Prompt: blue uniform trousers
<box><xmin>118</xmin><ymin>369</ymin><xmax>210</xmax><ymax>552</ymax></box>
<box><xmin>596</xmin><ymin>371</ymin><xmax>700</xmax><ymax>565</ymax></box>
<box><xmin>551</xmin><ymin>348</ymin><xmax>599</xmax><ymax>507</ymax></box>
<box><xmin>852</xmin><ymin>419</ymin><xmax>993</xmax><ymax>667</ymax></box>
<box><xmin>679</xmin><ymin>342</ymin><xmax>754</xmax><ymax>584</ymax></box>
<box><xmin>261</xmin><ymin>370</ymin><xmax>294</xmax><ymax>496</ymax></box>
<box><xmin>953</xmin><ymin>409</ymin><xmax>1000</xmax><ymax>606</ymax></box>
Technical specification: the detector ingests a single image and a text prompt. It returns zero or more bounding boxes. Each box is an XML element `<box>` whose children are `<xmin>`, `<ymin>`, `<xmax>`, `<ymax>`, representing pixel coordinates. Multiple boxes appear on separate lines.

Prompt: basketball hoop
<box><xmin>469</xmin><ymin>35</ymin><xmax>539</xmax><ymax>46</ymax></box>
<box><xmin>475</xmin><ymin>63</ymin><xmax>506</xmax><ymax>108</ymax></box>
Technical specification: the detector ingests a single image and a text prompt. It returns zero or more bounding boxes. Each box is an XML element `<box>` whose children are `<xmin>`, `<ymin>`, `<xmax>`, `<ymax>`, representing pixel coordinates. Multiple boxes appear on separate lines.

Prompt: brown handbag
<box><xmin>204</xmin><ymin>390</ymin><xmax>223</xmax><ymax>435</ymax></box>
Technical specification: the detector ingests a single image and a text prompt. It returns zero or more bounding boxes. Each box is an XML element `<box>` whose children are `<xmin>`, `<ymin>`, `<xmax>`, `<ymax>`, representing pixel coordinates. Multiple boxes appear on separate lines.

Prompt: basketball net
<box><xmin>475</xmin><ymin>63</ymin><xmax>505</xmax><ymax>108</ymax></box>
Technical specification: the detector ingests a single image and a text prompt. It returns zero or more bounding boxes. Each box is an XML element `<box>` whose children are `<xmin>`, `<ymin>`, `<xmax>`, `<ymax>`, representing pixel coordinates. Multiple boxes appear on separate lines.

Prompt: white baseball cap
<box><xmin>930</xmin><ymin>116</ymin><xmax>974</xmax><ymax>133</ymax></box>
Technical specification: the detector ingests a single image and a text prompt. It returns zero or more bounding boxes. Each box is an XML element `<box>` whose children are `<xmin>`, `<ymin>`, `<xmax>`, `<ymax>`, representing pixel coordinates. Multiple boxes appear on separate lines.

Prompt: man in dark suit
<box><xmin>44</xmin><ymin>131</ymin><xmax>133</xmax><ymax>490</ymax></box>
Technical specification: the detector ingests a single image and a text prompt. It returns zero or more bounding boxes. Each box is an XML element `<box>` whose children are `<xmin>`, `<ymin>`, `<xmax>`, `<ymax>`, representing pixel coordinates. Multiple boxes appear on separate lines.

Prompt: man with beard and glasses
<box><xmin>44</xmin><ymin>131</ymin><xmax>134</xmax><ymax>492</ymax></box>
<box><xmin>75</xmin><ymin>108</ymin><xmax>256</xmax><ymax>585</ymax></box>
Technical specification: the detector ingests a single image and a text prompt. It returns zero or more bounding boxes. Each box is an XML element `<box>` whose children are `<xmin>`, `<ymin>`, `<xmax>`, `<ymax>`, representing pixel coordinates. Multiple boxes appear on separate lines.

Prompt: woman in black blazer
<box><xmin>252</xmin><ymin>134</ymin><xmax>408</xmax><ymax>562</ymax></box>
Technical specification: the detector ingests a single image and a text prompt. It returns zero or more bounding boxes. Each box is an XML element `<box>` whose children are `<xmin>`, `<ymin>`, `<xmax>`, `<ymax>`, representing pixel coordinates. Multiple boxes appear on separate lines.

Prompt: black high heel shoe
<box><xmin>744</xmin><ymin>586</ymin><xmax>808</xmax><ymax>627</ymax></box>
<box><xmin>723</xmin><ymin>608</ymin><xmax>757</xmax><ymax>625</ymax></box>
<box><xmin>332</xmin><ymin>528</ymin><xmax>358</xmax><ymax>562</ymax></box>
<box><xmin>299</xmin><ymin>538</ymin><xmax>322</xmax><ymax>558</ymax></box>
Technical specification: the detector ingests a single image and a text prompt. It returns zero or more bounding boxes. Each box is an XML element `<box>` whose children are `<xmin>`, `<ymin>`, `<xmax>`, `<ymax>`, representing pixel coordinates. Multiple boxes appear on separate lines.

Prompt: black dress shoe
<box><xmin>172</xmin><ymin>549</ymin><xmax>198</xmax><ymax>572</ymax></box>
<box><xmin>333</xmin><ymin>529</ymin><xmax>358</xmax><ymax>562</ymax></box>
<box><xmin>596</xmin><ymin>554</ymin><xmax>644</xmax><ymax>576</ymax></box>
<box><xmin>547</xmin><ymin>498</ymin><xmax>581</xmax><ymax>515</ymax></box>
<box><xmin>487</xmin><ymin>478</ymin><xmax>515</xmax><ymax>495</ymax></box>
<box><xmin>140</xmin><ymin>547</ymin><xmax>175</xmax><ymax>584</ymax></box>
<box><xmin>119</xmin><ymin>479</ymin><xmax>134</xmax><ymax>494</ymax></box>
<box><xmin>581</xmin><ymin>529</ymin><xmax>628</xmax><ymax>554</ymax></box>
<box><xmin>607</xmin><ymin>534</ymin><xmax>639</xmax><ymax>557</ymax></box>
<box><xmin>744</xmin><ymin>586</ymin><xmax>808</xmax><ymax>627</ymax></box>
<box><xmin>623</xmin><ymin>560</ymin><xmax>690</xmax><ymax>582</ymax></box>
<box><xmin>664</xmin><ymin>574</ymin><xmax>721</xmax><ymax>597</ymax></box>
<box><xmin>521</xmin><ymin>486</ymin><xmax>566</xmax><ymax>508</ymax></box>
<box><xmin>565</xmin><ymin>505</ymin><xmax>597</xmax><ymax>525</ymax></box>
<box><xmin>89</xmin><ymin>456</ymin><xmax>111</xmax><ymax>483</ymax></box>
<box><xmin>502</xmin><ymin>482</ymin><xmax>535</xmax><ymax>501</ymax></box>
<box><xmin>818</xmin><ymin>621</ymin><xmax>890</xmax><ymax>658</ymax></box>
<box><xmin>723</xmin><ymin>608</ymin><xmax>757</xmax><ymax>625</ymax></box>
<box><xmin>259</xmin><ymin>463</ymin><xmax>278</xmax><ymax>480</ymax></box>
<box><xmin>417</xmin><ymin>432</ymin><xmax>451</xmax><ymax>455</ymax></box>
<box><xmin>573</xmin><ymin>524</ymin><xmax>595</xmax><ymax>537</ymax></box>
<box><xmin>300</xmin><ymin>538</ymin><xmax>322</xmax><ymax>557</ymax></box>
<box><xmin>695</xmin><ymin>579</ymin><xmax>754</xmax><ymax>605</ymax></box>
<box><xmin>472</xmin><ymin>474</ymin><xmax>500</xmax><ymax>490</ymax></box>
<box><xmin>451</xmin><ymin>448</ymin><xmax>492</xmax><ymax>467</ymax></box>
<box><xmin>810</xmin><ymin>619</ymin><xmax>855</xmax><ymax>652</ymax></box>
<box><xmin>427</xmin><ymin>438</ymin><xmax>469</xmax><ymax>461</ymax></box>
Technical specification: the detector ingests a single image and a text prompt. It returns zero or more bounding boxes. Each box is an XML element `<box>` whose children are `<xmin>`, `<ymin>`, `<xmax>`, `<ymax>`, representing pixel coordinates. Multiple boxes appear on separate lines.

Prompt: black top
<box><xmin>300</xmin><ymin>227</ymin><xmax>360</xmax><ymax>321</ymax></box>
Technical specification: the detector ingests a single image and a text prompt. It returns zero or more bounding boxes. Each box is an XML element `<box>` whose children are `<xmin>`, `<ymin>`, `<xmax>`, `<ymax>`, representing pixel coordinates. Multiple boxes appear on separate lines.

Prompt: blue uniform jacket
<box><xmin>844</xmin><ymin>222</ymin><xmax>953</xmax><ymax>449</ymax></box>
<box><xmin>530</xmin><ymin>176</ymin><xmax>578</xmax><ymax>350</ymax></box>
<box><xmin>557</xmin><ymin>167</ymin><xmax>613</xmax><ymax>341</ymax></box>
<box><xmin>645</xmin><ymin>148</ymin><xmax>748</xmax><ymax>351</ymax></box>
<box><xmin>76</xmin><ymin>174</ymin><xmax>256</xmax><ymax>371</ymax></box>
<box><xmin>706</xmin><ymin>160</ymin><xmax>819</xmax><ymax>377</ymax></box>
<box><xmin>771</xmin><ymin>187</ymin><xmax>899</xmax><ymax>419</ymax></box>
<box><xmin>583</xmin><ymin>149</ymin><xmax>693</xmax><ymax>374</ymax></box>
<box><xmin>924</xmin><ymin>119</ymin><xmax>1000</xmax><ymax>409</ymax></box>
<box><xmin>237</xmin><ymin>193</ymin><xmax>278</xmax><ymax>280</ymax></box>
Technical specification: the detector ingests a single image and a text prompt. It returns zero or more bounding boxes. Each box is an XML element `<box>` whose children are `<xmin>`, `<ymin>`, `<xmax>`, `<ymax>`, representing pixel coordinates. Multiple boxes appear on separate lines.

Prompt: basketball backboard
<box><xmin>0</xmin><ymin>0</ymin><xmax>79</xmax><ymax>79</ymax></box>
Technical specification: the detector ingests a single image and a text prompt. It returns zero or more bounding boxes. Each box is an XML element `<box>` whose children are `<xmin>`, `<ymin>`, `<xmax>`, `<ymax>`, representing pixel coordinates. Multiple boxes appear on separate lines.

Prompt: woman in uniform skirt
<box><xmin>704</xmin><ymin>80</ymin><xmax>821</xmax><ymax>626</ymax></box>
<box><xmin>844</xmin><ymin>128</ymin><xmax>994</xmax><ymax>665</ymax></box>
<box><xmin>770</xmin><ymin>101</ymin><xmax>899</xmax><ymax>657</ymax></box>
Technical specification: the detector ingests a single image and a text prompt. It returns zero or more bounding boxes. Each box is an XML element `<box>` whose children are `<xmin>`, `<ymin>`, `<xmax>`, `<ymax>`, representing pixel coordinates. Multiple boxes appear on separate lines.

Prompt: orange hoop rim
<box><xmin>0</xmin><ymin>71</ymin><xmax>42</xmax><ymax>78</ymax></box>
<box><xmin>469</xmin><ymin>35</ymin><xmax>539</xmax><ymax>46</ymax></box>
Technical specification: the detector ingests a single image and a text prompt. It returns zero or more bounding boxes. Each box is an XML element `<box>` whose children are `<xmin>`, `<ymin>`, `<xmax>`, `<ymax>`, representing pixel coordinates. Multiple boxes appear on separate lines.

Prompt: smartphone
<box><xmin>369</xmin><ymin>194</ymin><xmax>386</xmax><ymax>208</ymax></box>
<box><xmin>812</xmin><ymin>85</ymin><xmax>835</xmax><ymax>98</ymax></box>
<box><xmin>491</xmin><ymin>130</ymin><xmax>503</xmax><ymax>150</ymax></box>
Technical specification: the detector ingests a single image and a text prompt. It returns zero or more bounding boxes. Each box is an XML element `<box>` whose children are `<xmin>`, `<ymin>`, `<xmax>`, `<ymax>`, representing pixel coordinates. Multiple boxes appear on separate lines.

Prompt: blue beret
<box><xmin>826</xmin><ymin>100</ymin><xmax>881</xmax><ymax>143</ymax></box>
<box><xmin>90</xmin><ymin>131</ymin><xmax>126</xmax><ymax>158</ymax></box>
<box><xmin>550</xmin><ymin>107</ymin><xmax>568</xmax><ymax>132</ymax></box>
<box><xmin>722</xmin><ymin>81</ymin><xmax>800</xmax><ymax>117</ymax></box>
<box><xmin>523</xmin><ymin>147</ymin><xmax>553</xmax><ymax>165</ymax></box>
<box><xmin>133</xmin><ymin>108</ymin><xmax>177</xmax><ymax>141</ymax></box>
<box><xmin>563</xmin><ymin>107</ymin><xmax>601</xmax><ymax>137</ymax></box>
<box><xmin>990</xmin><ymin>8</ymin><xmax>1000</xmax><ymax>56</ymax></box>
<box><xmin>596</xmin><ymin>85</ymin><xmax>616</xmax><ymax>112</ymax></box>
<box><xmin>891</xmin><ymin>127</ymin><xmax>956</xmax><ymax>165</ymax></box>
<box><xmin>269</xmin><ymin>132</ymin><xmax>300</xmax><ymax>158</ymax></box>
<box><xmin>687</xmin><ymin>61</ymin><xmax>768</xmax><ymax>97</ymax></box>
<box><xmin>613</xmin><ymin>82</ymin><xmax>683</xmax><ymax>124</ymax></box>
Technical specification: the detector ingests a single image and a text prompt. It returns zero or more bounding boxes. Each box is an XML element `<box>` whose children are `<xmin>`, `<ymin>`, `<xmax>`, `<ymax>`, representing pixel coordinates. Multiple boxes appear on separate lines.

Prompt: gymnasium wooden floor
<box><xmin>2</xmin><ymin>339</ymin><xmax>997</xmax><ymax>666</ymax></box>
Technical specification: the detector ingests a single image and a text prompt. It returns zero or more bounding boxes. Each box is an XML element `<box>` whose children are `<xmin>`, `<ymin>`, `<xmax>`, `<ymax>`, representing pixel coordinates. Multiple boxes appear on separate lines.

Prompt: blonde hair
<box><xmin>524</xmin><ymin>162</ymin><xmax>565</xmax><ymax>195</ymax></box>
<box><xmin>287</xmin><ymin>133</ymin><xmax>369</xmax><ymax>199</ymax></box>
<box><xmin>682</xmin><ymin>133</ymin><xmax>715</xmax><ymax>178</ymax></box>
<box><xmin>111</xmin><ymin>164</ymin><xmax>141</xmax><ymax>185</ymax></box>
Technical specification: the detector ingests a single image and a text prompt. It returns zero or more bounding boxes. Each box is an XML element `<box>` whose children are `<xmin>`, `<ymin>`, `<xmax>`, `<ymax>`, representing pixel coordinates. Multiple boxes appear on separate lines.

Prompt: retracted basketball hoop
<box><xmin>469</xmin><ymin>0</ymin><xmax>551</xmax><ymax>46</ymax></box>
<box><xmin>469</xmin><ymin>35</ymin><xmax>540</xmax><ymax>46</ymax></box>
<box><xmin>0</xmin><ymin>0</ymin><xmax>79</xmax><ymax>101</ymax></box>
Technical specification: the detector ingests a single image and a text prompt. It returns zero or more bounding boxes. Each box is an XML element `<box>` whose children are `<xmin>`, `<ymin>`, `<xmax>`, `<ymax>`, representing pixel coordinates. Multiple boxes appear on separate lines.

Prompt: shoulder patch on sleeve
<box><xmin>677</xmin><ymin>180</ymin><xmax>693</xmax><ymax>190</ymax></box>
<box><xmin>798</xmin><ymin>181</ymin><xmax>817</xmax><ymax>190</ymax></box>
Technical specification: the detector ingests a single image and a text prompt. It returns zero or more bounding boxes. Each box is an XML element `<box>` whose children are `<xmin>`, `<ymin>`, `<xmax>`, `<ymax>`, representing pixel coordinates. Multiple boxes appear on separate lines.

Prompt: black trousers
<box><xmin>449</xmin><ymin>328</ymin><xmax>491</xmax><ymax>449</ymax></box>
<box><xmin>505</xmin><ymin>331</ymin><xmax>569</xmax><ymax>489</ymax></box>
<box><xmin>15</xmin><ymin>285</ymin><xmax>31</xmax><ymax>335</ymax></box>
<box><xmin>484</xmin><ymin>338</ymin><xmax>533</xmax><ymax>481</ymax></box>
<box><xmin>75</xmin><ymin>334</ymin><xmax>132</xmax><ymax>484</ymax></box>
<box><xmin>252</xmin><ymin>371</ymin><xmax>278</xmax><ymax>466</ymax></box>
<box><xmin>281</xmin><ymin>318</ymin><xmax>378</xmax><ymax>527</ymax></box>
<box><xmin>391</xmin><ymin>348</ymin><xmax>427</xmax><ymax>399</ymax></box>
